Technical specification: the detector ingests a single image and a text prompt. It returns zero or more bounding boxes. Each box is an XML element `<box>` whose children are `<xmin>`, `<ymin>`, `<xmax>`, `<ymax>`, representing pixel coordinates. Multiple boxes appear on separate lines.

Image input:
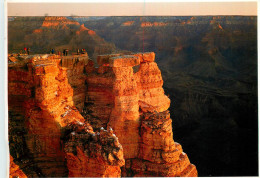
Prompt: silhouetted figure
<box><xmin>63</xmin><ymin>49</ymin><xmax>66</xmax><ymax>56</ymax></box>
<box><xmin>51</xmin><ymin>49</ymin><xmax>55</xmax><ymax>54</ymax></box>
<box><xmin>27</xmin><ymin>48</ymin><xmax>30</xmax><ymax>55</ymax></box>
<box><xmin>77</xmin><ymin>49</ymin><xmax>80</xmax><ymax>55</ymax></box>
<box><xmin>65</xmin><ymin>49</ymin><xmax>69</xmax><ymax>56</ymax></box>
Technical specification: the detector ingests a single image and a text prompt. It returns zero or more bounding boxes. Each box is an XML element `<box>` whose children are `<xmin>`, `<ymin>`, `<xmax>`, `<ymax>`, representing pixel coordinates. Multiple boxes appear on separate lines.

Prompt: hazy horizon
<box><xmin>8</xmin><ymin>2</ymin><xmax>257</xmax><ymax>16</ymax></box>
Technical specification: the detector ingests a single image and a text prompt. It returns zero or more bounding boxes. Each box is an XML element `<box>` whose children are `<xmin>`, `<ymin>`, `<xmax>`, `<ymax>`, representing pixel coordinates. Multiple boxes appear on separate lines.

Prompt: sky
<box><xmin>7</xmin><ymin>1</ymin><xmax>258</xmax><ymax>16</ymax></box>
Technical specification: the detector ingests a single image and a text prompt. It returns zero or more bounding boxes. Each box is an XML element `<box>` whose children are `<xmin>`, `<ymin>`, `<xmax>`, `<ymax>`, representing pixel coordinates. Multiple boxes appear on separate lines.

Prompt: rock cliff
<box><xmin>76</xmin><ymin>24</ymin><xmax>96</xmax><ymax>35</ymax></box>
<box><xmin>9</xmin><ymin>52</ymin><xmax>197</xmax><ymax>177</ymax></box>
<box><xmin>9</xmin><ymin>54</ymin><xmax>85</xmax><ymax>176</ymax></box>
<box><xmin>84</xmin><ymin>52</ymin><xmax>197</xmax><ymax>176</ymax></box>
<box><xmin>9</xmin><ymin>156</ymin><xmax>27</xmax><ymax>178</ymax></box>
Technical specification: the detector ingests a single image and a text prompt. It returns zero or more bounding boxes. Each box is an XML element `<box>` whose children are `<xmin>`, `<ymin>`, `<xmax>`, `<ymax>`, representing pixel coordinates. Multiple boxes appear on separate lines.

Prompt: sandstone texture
<box><xmin>64</xmin><ymin>124</ymin><xmax>125</xmax><ymax>177</ymax></box>
<box><xmin>9</xmin><ymin>54</ymin><xmax>119</xmax><ymax>177</ymax></box>
<box><xmin>9</xmin><ymin>54</ymin><xmax>84</xmax><ymax>176</ymax></box>
<box><xmin>60</xmin><ymin>54</ymin><xmax>89</xmax><ymax>112</ymax></box>
<box><xmin>84</xmin><ymin>52</ymin><xmax>197</xmax><ymax>176</ymax></box>
<box><xmin>9</xmin><ymin>52</ymin><xmax>197</xmax><ymax>177</ymax></box>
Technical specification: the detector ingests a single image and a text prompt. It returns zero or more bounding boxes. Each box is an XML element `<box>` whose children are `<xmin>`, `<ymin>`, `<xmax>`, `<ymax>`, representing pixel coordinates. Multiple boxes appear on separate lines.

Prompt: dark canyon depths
<box><xmin>8</xmin><ymin>16</ymin><xmax>258</xmax><ymax>176</ymax></box>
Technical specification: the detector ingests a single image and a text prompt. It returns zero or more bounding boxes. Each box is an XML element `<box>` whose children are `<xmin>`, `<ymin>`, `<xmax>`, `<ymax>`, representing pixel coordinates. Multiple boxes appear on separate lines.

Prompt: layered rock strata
<box><xmin>85</xmin><ymin>54</ymin><xmax>141</xmax><ymax>159</ymax></box>
<box><xmin>130</xmin><ymin>111</ymin><xmax>197</xmax><ymax>177</ymax></box>
<box><xmin>64</xmin><ymin>124</ymin><xmax>125</xmax><ymax>177</ymax></box>
<box><xmin>9</xmin><ymin>52</ymin><xmax>197</xmax><ymax>177</ymax></box>
<box><xmin>60</xmin><ymin>54</ymin><xmax>89</xmax><ymax>112</ymax></box>
<box><xmin>8</xmin><ymin>54</ymin><xmax>124</xmax><ymax>177</ymax></box>
<box><xmin>84</xmin><ymin>52</ymin><xmax>198</xmax><ymax>177</ymax></box>
<box><xmin>9</xmin><ymin>55</ymin><xmax>84</xmax><ymax>176</ymax></box>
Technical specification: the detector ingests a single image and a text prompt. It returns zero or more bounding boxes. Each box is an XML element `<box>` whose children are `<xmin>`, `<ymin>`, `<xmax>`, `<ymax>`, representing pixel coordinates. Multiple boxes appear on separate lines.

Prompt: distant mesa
<box><xmin>181</xmin><ymin>17</ymin><xmax>195</xmax><ymax>25</ymax></box>
<box><xmin>41</xmin><ymin>16</ymin><xmax>80</xmax><ymax>28</ymax></box>
<box><xmin>218</xmin><ymin>24</ymin><xmax>223</xmax><ymax>30</ymax></box>
<box><xmin>121</xmin><ymin>21</ymin><xmax>135</xmax><ymax>26</ymax></box>
<box><xmin>76</xmin><ymin>24</ymin><xmax>96</xmax><ymax>35</ymax></box>
<box><xmin>33</xmin><ymin>29</ymin><xmax>43</xmax><ymax>33</ymax></box>
<box><xmin>87</xmin><ymin>29</ymin><xmax>96</xmax><ymax>35</ymax></box>
<box><xmin>141</xmin><ymin>22</ymin><xmax>168</xmax><ymax>27</ymax></box>
<box><xmin>210</xmin><ymin>20</ymin><xmax>224</xmax><ymax>30</ymax></box>
<box><xmin>79</xmin><ymin>24</ymin><xmax>88</xmax><ymax>31</ymax></box>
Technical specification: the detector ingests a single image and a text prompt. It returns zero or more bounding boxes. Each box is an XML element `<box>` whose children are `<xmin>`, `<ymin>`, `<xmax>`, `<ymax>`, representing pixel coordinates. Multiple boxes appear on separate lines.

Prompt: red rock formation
<box><xmin>121</xmin><ymin>21</ymin><xmax>134</xmax><ymax>26</ymax></box>
<box><xmin>88</xmin><ymin>30</ymin><xmax>96</xmax><ymax>35</ymax></box>
<box><xmin>10</xmin><ymin>155</ymin><xmax>27</xmax><ymax>178</ymax></box>
<box><xmin>218</xmin><ymin>24</ymin><xmax>223</xmax><ymax>30</ymax></box>
<box><xmin>130</xmin><ymin>111</ymin><xmax>197</xmax><ymax>177</ymax></box>
<box><xmin>76</xmin><ymin>24</ymin><xmax>96</xmax><ymax>35</ymax></box>
<box><xmin>79</xmin><ymin>24</ymin><xmax>88</xmax><ymax>31</ymax></box>
<box><xmin>42</xmin><ymin>17</ymin><xmax>80</xmax><ymax>28</ymax></box>
<box><xmin>153</xmin><ymin>22</ymin><xmax>168</xmax><ymax>26</ymax></box>
<box><xmin>141</xmin><ymin>22</ymin><xmax>168</xmax><ymax>27</ymax></box>
<box><xmin>60</xmin><ymin>55</ymin><xmax>89</xmax><ymax>112</ymax></box>
<box><xmin>76</xmin><ymin>24</ymin><xmax>88</xmax><ymax>35</ymax></box>
<box><xmin>64</xmin><ymin>124</ymin><xmax>125</xmax><ymax>177</ymax></box>
<box><xmin>141</xmin><ymin>22</ymin><xmax>153</xmax><ymax>27</ymax></box>
<box><xmin>9</xmin><ymin>52</ymin><xmax>197</xmax><ymax>177</ymax></box>
<box><xmin>85</xmin><ymin>55</ymin><xmax>141</xmax><ymax>159</ymax></box>
<box><xmin>84</xmin><ymin>52</ymin><xmax>198</xmax><ymax>177</ymax></box>
<box><xmin>33</xmin><ymin>29</ymin><xmax>43</xmax><ymax>33</ymax></box>
<box><xmin>9</xmin><ymin>55</ymin><xmax>85</xmax><ymax>176</ymax></box>
<box><xmin>8</xmin><ymin>54</ymin><xmax>125</xmax><ymax>177</ymax></box>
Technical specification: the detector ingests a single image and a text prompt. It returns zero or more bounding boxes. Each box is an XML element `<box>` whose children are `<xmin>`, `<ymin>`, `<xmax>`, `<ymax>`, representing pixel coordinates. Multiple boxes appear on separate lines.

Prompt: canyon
<box><xmin>9</xmin><ymin>52</ymin><xmax>197</xmax><ymax>177</ymax></box>
<box><xmin>8</xmin><ymin>16</ymin><xmax>258</xmax><ymax>176</ymax></box>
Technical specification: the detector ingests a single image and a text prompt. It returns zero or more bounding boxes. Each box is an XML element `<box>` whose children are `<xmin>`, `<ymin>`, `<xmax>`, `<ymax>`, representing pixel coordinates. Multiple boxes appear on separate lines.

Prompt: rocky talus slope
<box><xmin>8</xmin><ymin>52</ymin><xmax>197</xmax><ymax>177</ymax></box>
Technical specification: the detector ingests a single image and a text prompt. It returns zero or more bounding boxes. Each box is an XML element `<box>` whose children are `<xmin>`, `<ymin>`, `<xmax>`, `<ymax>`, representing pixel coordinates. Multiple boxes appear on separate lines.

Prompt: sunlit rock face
<box><xmin>8</xmin><ymin>54</ymin><xmax>125</xmax><ymax>177</ymax></box>
<box><xmin>8</xmin><ymin>52</ymin><xmax>197</xmax><ymax>177</ymax></box>
<box><xmin>8</xmin><ymin>55</ymin><xmax>85</xmax><ymax>176</ymax></box>
<box><xmin>64</xmin><ymin>124</ymin><xmax>125</xmax><ymax>177</ymax></box>
<box><xmin>84</xmin><ymin>52</ymin><xmax>198</xmax><ymax>177</ymax></box>
<box><xmin>9</xmin><ymin>155</ymin><xmax>27</xmax><ymax>178</ymax></box>
<box><xmin>60</xmin><ymin>54</ymin><xmax>89</xmax><ymax>112</ymax></box>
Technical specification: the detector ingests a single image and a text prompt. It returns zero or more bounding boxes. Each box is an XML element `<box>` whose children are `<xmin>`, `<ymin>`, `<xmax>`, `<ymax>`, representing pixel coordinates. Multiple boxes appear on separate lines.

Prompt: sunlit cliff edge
<box><xmin>8</xmin><ymin>52</ymin><xmax>197</xmax><ymax>177</ymax></box>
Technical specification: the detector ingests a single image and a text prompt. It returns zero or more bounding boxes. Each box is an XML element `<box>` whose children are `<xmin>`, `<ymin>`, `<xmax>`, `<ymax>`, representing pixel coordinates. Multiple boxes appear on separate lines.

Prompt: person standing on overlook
<box><xmin>81</xmin><ymin>48</ymin><xmax>86</xmax><ymax>54</ymax></box>
<box><xmin>65</xmin><ymin>49</ymin><xmax>69</xmax><ymax>56</ymax></box>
